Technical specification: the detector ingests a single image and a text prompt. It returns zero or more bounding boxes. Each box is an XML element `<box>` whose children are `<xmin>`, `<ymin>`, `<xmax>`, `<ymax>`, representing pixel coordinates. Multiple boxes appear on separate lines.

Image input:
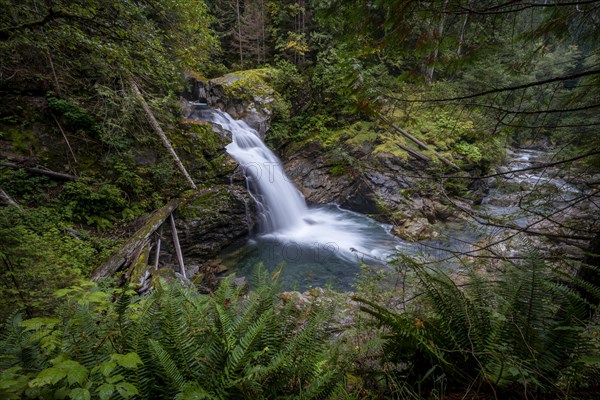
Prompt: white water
<box><xmin>194</xmin><ymin>108</ymin><xmax>396</xmax><ymax>262</ymax></box>
<box><xmin>190</xmin><ymin>106</ymin><xmax>586</xmax><ymax>290</ymax></box>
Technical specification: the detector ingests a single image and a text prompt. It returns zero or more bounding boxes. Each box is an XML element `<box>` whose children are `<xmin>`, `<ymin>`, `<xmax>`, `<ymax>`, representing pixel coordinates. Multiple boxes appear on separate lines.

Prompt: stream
<box><xmin>193</xmin><ymin>106</ymin><xmax>583</xmax><ymax>291</ymax></box>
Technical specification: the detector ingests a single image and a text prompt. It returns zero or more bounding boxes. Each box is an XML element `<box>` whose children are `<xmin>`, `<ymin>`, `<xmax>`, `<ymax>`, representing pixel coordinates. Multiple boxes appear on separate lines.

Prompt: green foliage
<box><xmin>0</xmin><ymin>267</ymin><xmax>349</xmax><ymax>399</ymax></box>
<box><xmin>0</xmin><ymin>207</ymin><xmax>118</xmax><ymax>320</ymax></box>
<box><xmin>0</xmin><ymin>170</ymin><xmax>57</xmax><ymax>206</ymax></box>
<box><xmin>59</xmin><ymin>179</ymin><xmax>127</xmax><ymax>231</ymax></box>
<box><xmin>47</xmin><ymin>96</ymin><xmax>96</xmax><ymax>133</ymax></box>
<box><xmin>454</xmin><ymin>141</ymin><xmax>482</xmax><ymax>163</ymax></box>
<box><xmin>356</xmin><ymin>249</ymin><xmax>600</xmax><ymax>398</ymax></box>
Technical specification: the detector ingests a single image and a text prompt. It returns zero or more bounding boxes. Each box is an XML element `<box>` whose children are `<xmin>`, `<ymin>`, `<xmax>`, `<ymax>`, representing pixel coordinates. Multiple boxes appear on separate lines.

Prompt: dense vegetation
<box><xmin>1</xmin><ymin>0</ymin><xmax>599</xmax><ymax>398</ymax></box>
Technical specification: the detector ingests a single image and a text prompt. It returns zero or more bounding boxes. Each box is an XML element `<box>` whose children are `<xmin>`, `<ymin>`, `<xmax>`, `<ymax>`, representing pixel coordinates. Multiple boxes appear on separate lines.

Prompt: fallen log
<box><xmin>0</xmin><ymin>188</ymin><xmax>21</xmax><ymax>209</ymax></box>
<box><xmin>397</xmin><ymin>143</ymin><xmax>431</xmax><ymax>162</ymax></box>
<box><xmin>379</xmin><ymin>114</ymin><xmax>460</xmax><ymax>170</ymax></box>
<box><xmin>130</xmin><ymin>77</ymin><xmax>197</xmax><ymax>190</ymax></box>
<box><xmin>1</xmin><ymin>161</ymin><xmax>77</xmax><ymax>181</ymax></box>
<box><xmin>92</xmin><ymin>197</ymin><xmax>183</xmax><ymax>281</ymax></box>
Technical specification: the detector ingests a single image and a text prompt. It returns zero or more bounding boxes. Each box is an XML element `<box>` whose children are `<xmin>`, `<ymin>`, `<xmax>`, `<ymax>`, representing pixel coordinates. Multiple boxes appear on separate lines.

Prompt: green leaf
<box><xmin>62</xmin><ymin>361</ymin><xmax>88</xmax><ymax>385</ymax></box>
<box><xmin>19</xmin><ymin>317</ymin><xmax>60</xmax><ymax>331</ymax></box>
<box><xmin>579</xmin><ymin>355</ymin><xmax>600</xmax><ymax>366</ymax></box>
<box><xmin>112</xmin><ymin>352</ymin><xmax>143</xmax><ymax>369</ymax></box>
<box><xmin>29</xmin><ymin>367</ymin><xmax>67</xmax><ymax>387</ymax></box>
<box><xmin>79</xmin><ymin>292</ymin><xmax>109</xmax><ymax>304</ymax></box>
<box><xmin>69</xmin><ymin>388</ymin><xmax>91</xmax><ymax>400</ymax></box>
<box><xmin>54</xmin><ymin>288</ymin><xmax>76</xmax><ymax>298</ymax></box>
<box><xmin>97</xmin><ymin>361</ymin><xmax>117</xmax><ymax>377</ymax></box>
<box><xmin>116</xmin><ymin>382</ymin><xmax>139</xmax><ymax>399</ymax></box>
<box><xmin>106</xmin><ymin>374</ymin><xmax>124</xmax><ymax>384</ymax></box>
<box><xmin>55</xmin><ymin>387</ymin><xmax>71</xmax><ymax>399</ymax></box>
<box><xmin>97</xmin><ymin>383</ymin><xmax>114</xmax><ymax>400</ymax></box>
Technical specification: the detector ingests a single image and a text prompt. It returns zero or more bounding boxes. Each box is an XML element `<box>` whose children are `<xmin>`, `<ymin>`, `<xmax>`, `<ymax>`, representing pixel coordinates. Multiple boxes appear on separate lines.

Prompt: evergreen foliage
<box><xmin>355</xmin><ymin>250</ymin><xmax>600</xmax><ymax>398</ymax></box>
<box><xmin>0</xmin><ymin>267</ymin><xmax>349</xmax><ymax>399</ymax></box>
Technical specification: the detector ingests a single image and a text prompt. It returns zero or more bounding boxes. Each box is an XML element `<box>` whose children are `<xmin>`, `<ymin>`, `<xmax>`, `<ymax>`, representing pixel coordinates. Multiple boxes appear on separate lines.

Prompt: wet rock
<box><xmin>392</xmin><ymin>218</ymin><xmax>439</xmax><ymax>241</ymax></box>
<box><xmin>161</xmin><ymin>186</ymin><xmax>256</xmax><ymax>268</ymax></box>
<box><xmin>185</xmin><ymin>70</ymin><xmax>276</xmax><ymax>137</ymax></box>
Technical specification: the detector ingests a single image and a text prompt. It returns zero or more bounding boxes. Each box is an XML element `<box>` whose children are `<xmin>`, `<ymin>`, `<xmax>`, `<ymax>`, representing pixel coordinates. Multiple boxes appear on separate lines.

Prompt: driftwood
<box><xmin>379</xmin><ymin>114</ymin><xmax>460</xmax><ymax>170</ymax></box>
<box><xmin>0</xmin><ymin>188</ymin><xmax>21</xmax><ymax>209</ymax></box>
<box><xmin>170</xmin><ymin>214</ymin><xmax>187</xmax><ymax>279</ymax></box>
<box><xmin>91</xmin><ymin>197</ymin><xmax>182</xmax><ymax>281</ymax></box>
<box><xmin>1</xmin><ymin>161</ymin><xmax>77</xmax><ymax>181</ymax></box>
<box><xmin>129</xmin><ymin>78</ymin><xmax>198</xmax><ymax>190</ymax></box>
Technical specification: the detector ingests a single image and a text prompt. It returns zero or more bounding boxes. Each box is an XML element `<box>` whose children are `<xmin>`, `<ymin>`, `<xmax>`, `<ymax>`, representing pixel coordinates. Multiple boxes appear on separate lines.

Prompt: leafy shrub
<box><xmin>0</xmin><ymin>268</ymin><xmax>350</xmax><ymax>399</ymax></box>
<box><xmin>59</xmin><ymin>180</ymin><xmax>128</xmax><ymax>230</ymax></box>
<box><xmin>0</xmin><ymin>207</ymin><xmax>117</xmax><ymax>320</ymax></box>
<box><xmin>356</xmin><ymin>250</ymin><xmax>600</xmax><ymax>398</ymax></box>
<box><xmin>47</xmin><ymin>96</ymin><xmax>97</xmax><ymax>133</ymax></box>
<box><xmin>454</xmin><ymin>141</ymin><xmax>482</xmax><ymax>163</ymax></box>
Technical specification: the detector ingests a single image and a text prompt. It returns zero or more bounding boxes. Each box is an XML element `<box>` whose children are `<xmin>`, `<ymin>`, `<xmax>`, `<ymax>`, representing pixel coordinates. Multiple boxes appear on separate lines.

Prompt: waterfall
<box><xmin>190</xmin><ymin>105</ymin><xmax>398</xmax><ymax>262</ymax></box>
<box><xmin>194</xmin><ymin>108</ymin><xmax>307</xmax><ymax>232</ymax></box>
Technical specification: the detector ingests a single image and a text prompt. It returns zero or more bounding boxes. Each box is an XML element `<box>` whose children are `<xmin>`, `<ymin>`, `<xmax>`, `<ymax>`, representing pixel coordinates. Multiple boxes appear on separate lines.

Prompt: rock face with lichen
<box><xmin>185</xmin><ymin>69</ymin><xmax>278</xmax><ymax>137</ymax></box>
<box><xmin>283</xmin><ymin>137</ymin><xmax>455</xmax><ymax>241</ymax></box>
<box><xmin>160</xmin><ymin>186</ymin><xmax>255</xmax><ymax>270</ymax></box>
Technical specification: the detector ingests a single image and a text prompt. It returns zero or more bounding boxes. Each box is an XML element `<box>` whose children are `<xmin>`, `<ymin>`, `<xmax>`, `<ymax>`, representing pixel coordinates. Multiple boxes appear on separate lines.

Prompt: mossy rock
<box><xmin>176</xmin><ymin>188</ymin><xmax>238</xmax><ymax>222</ymax></box>
<box><xmin>211</xmin><ymin>68</ymin><xmax>277</xmax><ymax>102</ymax></box>
<box><xmin>169</xmin><ymin>121</ymin><xmax>232</xmax><ymax>184</ymax></box>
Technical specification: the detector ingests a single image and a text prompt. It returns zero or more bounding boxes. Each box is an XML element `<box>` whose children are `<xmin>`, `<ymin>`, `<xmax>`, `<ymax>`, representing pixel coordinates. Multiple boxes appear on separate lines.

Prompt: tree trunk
<box><xmin>91</xmin><ymin>197</ymin><xmax>184</xmax><ymax>280</ymax></box>
<box><xmin>425</xmin><ymin>0</ymin><xmax>449</xmax><ymax>84</ymax></box>
<box><xmin>129</xmin><ymin>78</ymin><xmax>197</xmax><ymax>190</ymax></box>
<box><xmin>456</xmin><ymin>8</ymin><xmax>470</xmax><ymax>56</ymax></box>
<box><xmin>236</xmin><ymin>0</ymin><xmax>243</xmax><ymax>65</ymax></box>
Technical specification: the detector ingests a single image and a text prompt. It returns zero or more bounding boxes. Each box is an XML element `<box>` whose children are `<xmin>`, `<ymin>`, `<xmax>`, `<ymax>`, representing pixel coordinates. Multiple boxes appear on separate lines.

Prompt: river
<box><xmin>194</xmin><ymin>106</ymin><xmax>586</xmax><ymax>290</ymax></box>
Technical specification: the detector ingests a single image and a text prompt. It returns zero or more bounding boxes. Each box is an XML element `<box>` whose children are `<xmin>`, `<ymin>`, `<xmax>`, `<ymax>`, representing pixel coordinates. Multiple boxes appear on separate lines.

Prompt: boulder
<box><xmin>392</xmin><ymin>218</ymin><xmax>439</xmax><ymax>241</ymax></box>
<box><xmin>160</xmin><ymin>185</ymin><xmax>256</xmax><ymax>269</ymax></box>
<box><xmin>185</xmin><ymin>69</ymin><xmax>277</xmax><ymax>137</ymax></box>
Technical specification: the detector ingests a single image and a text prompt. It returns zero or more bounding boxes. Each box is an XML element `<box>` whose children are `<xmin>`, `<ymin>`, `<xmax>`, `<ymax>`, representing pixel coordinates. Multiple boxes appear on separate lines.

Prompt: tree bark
<box><xmin>91</xmin><ymin>197</ymin><xmax>184</xmax><ymax>281</ymax></box>
<box><xmin>129</xmin><ymin>78</ymin><xmax>197</xmax><ymax>190</ymax></box>
<box><xmin>379</xmin><ymin>115</ymin><xmax>459</xmax><ymax>170</ymax></box>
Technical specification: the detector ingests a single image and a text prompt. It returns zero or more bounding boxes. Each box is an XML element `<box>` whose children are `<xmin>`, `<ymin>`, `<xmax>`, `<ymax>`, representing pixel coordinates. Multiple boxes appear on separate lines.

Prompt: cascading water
<box><xmin>190</xmin><ymin>106</ymin><xmax>402</xmax><ymax>289</ymax></box>
<box><xmin>188</xmin><ymin>105</ymin><xmax>578</xmax><ymax>290</ymax></box>
<box><xmin>201</xmin><ymin>109</ymin><xmax>307</xmax><ymax>232</ymax></box>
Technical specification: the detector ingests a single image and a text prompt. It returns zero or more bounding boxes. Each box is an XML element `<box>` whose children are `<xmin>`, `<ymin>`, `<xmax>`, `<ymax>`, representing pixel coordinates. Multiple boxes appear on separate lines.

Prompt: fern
<box><xmin>357</xmin><ymin>248</ymin><xmax>600</xmax><ymax>397</ymax></box>
<box><xmin>0</xmin><ymin>265</ymin><xmax>351</xmax><ymax>399</ymax></box>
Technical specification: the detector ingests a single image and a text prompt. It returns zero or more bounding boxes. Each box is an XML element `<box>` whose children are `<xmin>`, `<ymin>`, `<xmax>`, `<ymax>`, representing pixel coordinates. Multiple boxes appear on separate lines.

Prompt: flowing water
<box><xmin>191</xmin><ymin>104</ymin><xmax>582</xmax><ymax>290</ymax></box>
<box><xmin>191</xmin><ymin>107</ymin><xmax>403</xmax><ymax>290</ymax></box>
<box><xmin>412</xmin><ymin>148</ymin><xmax>585</xmax><ymax>262</ymax></box>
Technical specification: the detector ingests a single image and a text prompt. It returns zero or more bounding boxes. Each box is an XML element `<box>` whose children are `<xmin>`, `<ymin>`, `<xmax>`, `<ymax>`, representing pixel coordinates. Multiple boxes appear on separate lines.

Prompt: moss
<box><xmin>373</xmin><ymin>141</ymin><xmax>410</xmax><ymax>162</ymax></box>
<box><xmin>169</xmin><ymin>122</ymin><xmax>230</xmax><ymax>183</ymax></box>
<box><xmin>344</xmin><ymin>122</ymin><xmax>379</xmax><ymax>147</ymax></box>
<box><xmin>176</xmin><ymin>189</ymin><xmax>234</xmax><ymax>221</ymax></box>
<box><xmin>129</xmin><ymin>245</ymin><xmax>151</xmax><ymax>289</ymax></box>
<box><xmin>212</xmin><ymin>68</ymin><xmax>277</xmax><ymax>102</ymax></box>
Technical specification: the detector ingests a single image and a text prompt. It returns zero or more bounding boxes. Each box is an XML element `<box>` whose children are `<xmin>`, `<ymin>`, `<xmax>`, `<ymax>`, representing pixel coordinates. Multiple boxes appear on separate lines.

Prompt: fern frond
<box><xmin>149</xmin><ymin>338</ymin><xmax>186</xmax><ymax>391</ymax></box>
